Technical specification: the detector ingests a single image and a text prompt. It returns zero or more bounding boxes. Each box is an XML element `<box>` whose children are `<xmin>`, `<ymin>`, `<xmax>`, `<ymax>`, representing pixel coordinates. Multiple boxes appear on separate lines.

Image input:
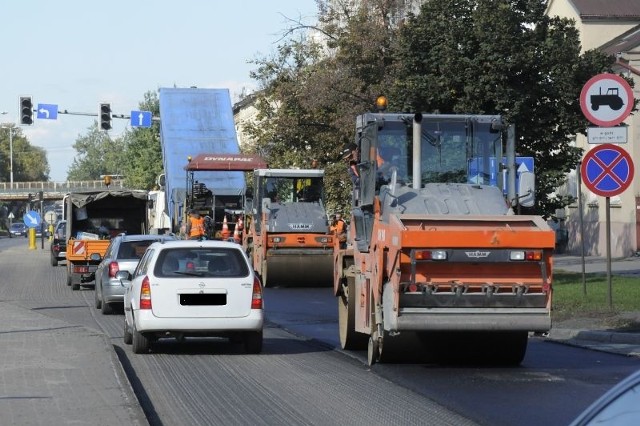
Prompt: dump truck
<box><xmin>159</xmin><ymin>87</ymin><xmax>247</xmax><ymax>233</ymax></box>
<box><xmin>244</xmin><ymin>168</ymin><xmax>334</xmax><ymax>287</ymax></box>
<box><xmin>334</xmin><ymin>99</ymin><xmax>556</xmax><ymax>365</ymax></box>
<box><xmin>65</xmin><ymin>190</ymin><xmax>149</xmax><ymax>290</ymax></box>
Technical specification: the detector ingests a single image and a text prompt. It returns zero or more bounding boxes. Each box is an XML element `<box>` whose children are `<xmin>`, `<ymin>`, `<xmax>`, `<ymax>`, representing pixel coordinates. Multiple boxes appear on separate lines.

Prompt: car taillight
<box><xmin>140</xmin><ymin>276</ymin><xmax>152</xmax><ymax>310</ymax></box>
<box><xmin>108</xmin><ymin>261</ymin><xmax>120</xmax><ymax>278</ymax></box>
<box><xmin>251</xmin><ymin>276</ymin><xmax>263</xmax><ymax>310</ymax></box>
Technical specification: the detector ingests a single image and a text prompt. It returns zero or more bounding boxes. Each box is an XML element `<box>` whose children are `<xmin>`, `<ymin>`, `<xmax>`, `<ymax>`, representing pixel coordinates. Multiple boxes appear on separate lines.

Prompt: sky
<box><xmin>1</xmin><ymin>1</ymin><xmax>318</xmax><ymax>182</ymax></box>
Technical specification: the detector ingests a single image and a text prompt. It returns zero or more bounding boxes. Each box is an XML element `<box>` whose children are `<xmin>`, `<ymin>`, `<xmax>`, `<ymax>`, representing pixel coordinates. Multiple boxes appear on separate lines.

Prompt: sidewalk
<box><xmin>546</xmin><ymin>253</ymin><xmax>640</xmax><ymax>357</ymax></box>
<box><xmin>0</xmin><ymin>300</ymin><xmax>147</xmax><ymax>425</ymax></box>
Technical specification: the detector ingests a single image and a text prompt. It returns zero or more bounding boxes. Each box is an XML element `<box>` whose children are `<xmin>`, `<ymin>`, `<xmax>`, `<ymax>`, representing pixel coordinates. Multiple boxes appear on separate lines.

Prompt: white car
<box><xmin>120</xmin><ymin>240</ymin><xmax>264</xmax><ymax>354</ymax></box>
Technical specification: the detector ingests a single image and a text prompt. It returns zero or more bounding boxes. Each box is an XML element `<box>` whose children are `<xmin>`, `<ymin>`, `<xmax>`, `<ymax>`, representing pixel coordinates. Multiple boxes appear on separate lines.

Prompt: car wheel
<box><xmin>243</xmin><ymin>330</ymin><xmax>263</xmax><ymax>354</ymax></box>
<box><xmin>101</xmin><ymin>300</ymin><xmax>114</xmax><ymax>315</ymax></box>
<box><xmin>132</xmin><ymin>319</ymin><xmax>150</xmax><ymax>354</ymax></box>
<box><xmin>66</xmin><ymin>273</ymin><xmax>72</xmax><ymax>286</ymax></box>
<box><xmin>50</xmin><ymin>252</ymin><xmax>58</xmax><ymax>267</ymax></box>
<box><xmin>123</xmin><ymin>318</ymin><xmax>133</xmax><ymax>345</ymax></box>
<box><xmin>94</xmin><ymin>285</ymin><xmax>102</xmax><ymax>309</ymax></box>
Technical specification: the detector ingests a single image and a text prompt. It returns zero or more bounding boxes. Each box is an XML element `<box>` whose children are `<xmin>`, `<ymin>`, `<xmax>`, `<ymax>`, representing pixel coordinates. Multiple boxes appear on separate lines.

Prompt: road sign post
<box><xmin>580</xmin><ymin>143</ymin><xmax>635</xmax><ymax>309</ymax></box>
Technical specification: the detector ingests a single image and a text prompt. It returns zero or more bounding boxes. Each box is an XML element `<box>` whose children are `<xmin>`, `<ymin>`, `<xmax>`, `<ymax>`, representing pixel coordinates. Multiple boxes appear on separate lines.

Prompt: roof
<box><xmin>598</xmin><ymin>23</ymin><xmax>640</xmax><ymax>55</ymax></box>
<box><xmin>570</xmin><ymin>0</ymin><xmax>640</xmax><ymax>19</ymax></box>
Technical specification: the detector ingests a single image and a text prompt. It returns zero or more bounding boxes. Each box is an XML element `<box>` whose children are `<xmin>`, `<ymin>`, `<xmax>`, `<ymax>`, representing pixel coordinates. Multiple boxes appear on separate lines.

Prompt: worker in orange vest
<box><xmin>185</xmin><ymin>209</ymin><xmax>205</xmax><ymax>240</ymax></box>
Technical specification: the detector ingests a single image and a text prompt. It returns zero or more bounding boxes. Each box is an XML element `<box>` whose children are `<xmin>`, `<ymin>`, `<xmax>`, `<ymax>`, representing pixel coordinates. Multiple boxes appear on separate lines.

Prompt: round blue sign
<box><xmin>581</xmin><ymin>144</ymin><xmax>634</xmax><ymax>197</ymax></box>
<box><xmin>23</xmin><ymin>210</ymin><xmax>42</xmax><ymax>228</ymax></box>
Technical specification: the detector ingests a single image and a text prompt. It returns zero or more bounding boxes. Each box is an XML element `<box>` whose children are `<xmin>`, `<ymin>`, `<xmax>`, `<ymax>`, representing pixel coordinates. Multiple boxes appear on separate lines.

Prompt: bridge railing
<box><xmin>0</xmin><ymin>180</ymin><xmax>125</xmax><ymax>194</ymax></box>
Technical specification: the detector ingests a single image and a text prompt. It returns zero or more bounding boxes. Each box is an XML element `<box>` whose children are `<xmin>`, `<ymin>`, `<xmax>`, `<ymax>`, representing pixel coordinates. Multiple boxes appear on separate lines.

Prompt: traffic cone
<box><xmin>221</xmin><ymin>215</ymin><xmax>230</xmax><ymax>240</ymax></box>
<box><xmin>233</xmin><ymin>222</ymin><xmax>241</xmax><ymax>243</ymax></box>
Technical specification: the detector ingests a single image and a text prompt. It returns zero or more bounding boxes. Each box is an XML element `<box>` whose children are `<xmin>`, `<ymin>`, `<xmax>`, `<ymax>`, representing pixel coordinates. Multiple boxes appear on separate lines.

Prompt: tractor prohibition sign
<box><xmin>580</xmin><ymin>73</ymin><xmax>634</xmax><ymax>127</ymax></box>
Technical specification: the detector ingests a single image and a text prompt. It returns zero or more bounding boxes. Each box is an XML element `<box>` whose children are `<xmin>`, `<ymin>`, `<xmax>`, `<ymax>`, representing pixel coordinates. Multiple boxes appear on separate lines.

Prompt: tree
<box><xmin>0</xmin><ymin>126</ymin><xmax>49</xmax><ymax>183</ymax></box>
<box><xmin>247</xmin><ymin>0</ymin><xmax>412</xmax><ymax>213</ymax></box>
<box><xmin>121</xmin><ymin>91</ymin><xmax>163</xmax><ymax>190</ymax></box>
<box><xmin>391</xmin><ymin>0</ymin><xmax>616</xmax><ymax>217</ymax></box>
<box><xmin>67</xmin><ymin>123</ymin><xmax>126</xmax><ymax>180</ymax></box>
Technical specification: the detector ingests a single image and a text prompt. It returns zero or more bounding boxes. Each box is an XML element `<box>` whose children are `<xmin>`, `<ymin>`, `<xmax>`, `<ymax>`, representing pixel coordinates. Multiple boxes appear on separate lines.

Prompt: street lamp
<box><xmin>1</xmin><ymin>120</ymin><xmax>15</xmax><ymax>190</ymax></box>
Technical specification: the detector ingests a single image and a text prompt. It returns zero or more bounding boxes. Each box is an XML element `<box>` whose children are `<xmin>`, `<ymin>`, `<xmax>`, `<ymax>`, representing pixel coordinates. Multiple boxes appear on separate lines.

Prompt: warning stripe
<box><xmin>73</xmin><ymin>241</ymin><xmax>86</xmax><ymax>255</ymax></box>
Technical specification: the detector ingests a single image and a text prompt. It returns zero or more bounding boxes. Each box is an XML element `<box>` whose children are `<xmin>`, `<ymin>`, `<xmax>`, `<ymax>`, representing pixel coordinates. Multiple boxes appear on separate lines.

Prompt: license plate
<box><xmin>179</xmin><ymin>294</ymin><xmax>227</xmax><ymax>306</ymax></box>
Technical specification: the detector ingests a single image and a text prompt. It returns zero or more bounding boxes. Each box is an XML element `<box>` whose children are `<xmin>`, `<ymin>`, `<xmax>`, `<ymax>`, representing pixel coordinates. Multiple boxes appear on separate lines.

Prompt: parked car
<box><xmin>94</xmin><ymin>234</ymin><xmax>176</xmax><ymax>315</ymax></box>
<box><xmin>120</xmin><ymin>240</ymin><xmax>263</xmax><ymax>354</ymax></box>
<box><xmin>9</xmin><ymin>222</ymin><xmax>27</xmax><ymax>238</ymax></box>
<box><xmin>50</xmin><ymin>220</ymin><xmax>67</xmax><ymax>266</ymax></box>
<box><xmin>570</xmin><ymin>369</ymin><xmax>640</xmax><ymax>425</ymax></box>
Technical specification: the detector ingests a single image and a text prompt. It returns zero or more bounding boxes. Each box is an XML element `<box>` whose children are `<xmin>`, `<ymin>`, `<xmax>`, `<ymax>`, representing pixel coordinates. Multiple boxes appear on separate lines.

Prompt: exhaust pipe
<box><xmin>413</xmin><ymin>113</ymin><xmax>422</xmax><ymax>190</ymax></box>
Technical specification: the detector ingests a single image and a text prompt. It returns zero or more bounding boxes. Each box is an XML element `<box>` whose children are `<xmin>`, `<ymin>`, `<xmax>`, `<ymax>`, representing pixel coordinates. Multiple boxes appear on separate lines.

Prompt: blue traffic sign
<box><xmin>131</xmin><ymin>110</ymin><xmax>152</xmax><ymax>128</ymax></box>
<box><xmin>36</xmin><ymin>104</ymin><xmax>58</xmax><ymax>120</ymax></box>
<box><xmin>581</xmin><ymin>144</ymin><xmax>634</xmax><ymax>197</ymax></box>
<box><xmin>468</xmin><ymin>156</ymin><xmax>534</xmax><ymax>192</ymax></box>
<box><xmin>23</xmin><ymin>210</ymin><xmax>42</xmax><ymax>228</ymax></box>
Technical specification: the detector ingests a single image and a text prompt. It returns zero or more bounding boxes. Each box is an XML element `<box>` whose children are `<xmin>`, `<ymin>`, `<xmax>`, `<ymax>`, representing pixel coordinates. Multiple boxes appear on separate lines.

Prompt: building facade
<box><xmin>547</xmin><ymin>0</ymin><xmax>640</xmax><ymax>257</ymax></box>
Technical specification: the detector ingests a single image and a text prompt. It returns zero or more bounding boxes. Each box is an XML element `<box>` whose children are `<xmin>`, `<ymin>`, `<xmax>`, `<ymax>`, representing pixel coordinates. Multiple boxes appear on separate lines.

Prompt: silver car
<box><xmin>94</xmin><ymin>234</ymin><xmax>176</xmax><ymax>314</ymax></box>
<box><xmin>121</xmin><ymin>240</ymin><xmax>264</xmax><ymax>354</ymax></box>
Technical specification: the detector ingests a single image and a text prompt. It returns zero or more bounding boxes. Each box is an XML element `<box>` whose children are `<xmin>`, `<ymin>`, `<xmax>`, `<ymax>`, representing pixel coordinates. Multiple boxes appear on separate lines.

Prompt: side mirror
<box><xmin>115</xmin><ymin>270</ymin><xmax>132</xmax><ymax>281</ymax></box>
<box><xmin>518</xmin><ymin>171</ymin><xmax>535</xmax><ymax>208</ymax></box>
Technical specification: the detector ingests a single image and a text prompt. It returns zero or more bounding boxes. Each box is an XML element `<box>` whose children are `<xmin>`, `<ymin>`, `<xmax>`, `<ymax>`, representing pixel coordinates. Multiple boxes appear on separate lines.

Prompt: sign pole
<box><xmin>606</xmin><ymin>197</ymin><xmax>612</xmax><ymax>309</ymax></box>
<box><xmin>577</xmin><ymin>164</ymin><xmax>587</xmax><ymax>295</ymax></box>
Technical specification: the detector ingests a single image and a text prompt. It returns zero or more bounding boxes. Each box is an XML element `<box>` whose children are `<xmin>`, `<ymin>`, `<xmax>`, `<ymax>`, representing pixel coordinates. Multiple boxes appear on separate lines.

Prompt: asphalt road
<box><xmin>3</xmin><ymin>237</ymin><xmax>640</xmax><ymax>426</ymax></box>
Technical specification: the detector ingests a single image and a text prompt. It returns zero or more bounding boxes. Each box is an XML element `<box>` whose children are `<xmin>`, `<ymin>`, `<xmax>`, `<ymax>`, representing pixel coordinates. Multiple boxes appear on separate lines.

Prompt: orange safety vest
<box><xmin>189</xmin><ymin>216</ymin><xmax>205</xmax><ymax>238</ymax></box>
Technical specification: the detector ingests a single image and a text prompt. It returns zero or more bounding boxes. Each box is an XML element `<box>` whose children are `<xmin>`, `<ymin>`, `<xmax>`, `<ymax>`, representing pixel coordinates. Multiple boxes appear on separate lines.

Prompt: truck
<box><xmin>184</xmin><ymin>153</ymin><xmax>267</xmax><ymax>238</ymax></box>
<box><xmin>65</xmin><ymin>190</ymin><xmax>149</xmax><ymax>290</ymax></box>
<box><xmin>244</xmin><ymin>168</ymin><xmax>334</xmax><ymax>287</ymax></box>
<box><xmin>334</xmin><ymin>98</ymin><xmax>556</xmax><ymax>365</ymax></box>
<box><xmin>159</xmin><ymin>87</ymin><xmax>246</xmax><ymax>233</ymax></box>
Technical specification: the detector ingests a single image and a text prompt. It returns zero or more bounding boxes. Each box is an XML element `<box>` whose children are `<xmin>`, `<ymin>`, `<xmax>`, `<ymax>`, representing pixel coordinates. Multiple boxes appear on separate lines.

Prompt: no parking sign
<box><xmin>581</xmin><ymin>144</ymin><xmax>634</xmax><ymax>197</ymax></box>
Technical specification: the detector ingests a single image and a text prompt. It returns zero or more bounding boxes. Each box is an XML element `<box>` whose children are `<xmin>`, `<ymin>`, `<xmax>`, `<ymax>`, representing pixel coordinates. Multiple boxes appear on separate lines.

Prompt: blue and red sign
<box><xmin>581</xmin><ymin>144</ymin><xmax>634</xmax><ymax>197</ymax></box>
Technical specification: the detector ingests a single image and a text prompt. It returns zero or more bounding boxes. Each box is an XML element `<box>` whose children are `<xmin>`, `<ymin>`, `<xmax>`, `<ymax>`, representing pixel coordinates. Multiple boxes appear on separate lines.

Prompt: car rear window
<box><xmin>118</xmin><ymin>241</ymin><xmax>156</xmax><ymax>259</ymax></box>
<box><xmin>154</xmin><ymin>248</ymin><xmax>249</xmax><ymax>278</ymax></box>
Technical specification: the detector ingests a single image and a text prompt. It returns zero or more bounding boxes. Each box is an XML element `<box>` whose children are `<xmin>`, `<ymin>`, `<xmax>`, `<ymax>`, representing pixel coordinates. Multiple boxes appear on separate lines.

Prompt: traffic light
<box><xmin>100</xmin><ymin>103</ymin><xmax>112</xmax><ymax>130</ymax></box>
<box><xmin>20</xmin><ymin>96</ymin><xmax>33</xmax><ymax>125</ymax></box>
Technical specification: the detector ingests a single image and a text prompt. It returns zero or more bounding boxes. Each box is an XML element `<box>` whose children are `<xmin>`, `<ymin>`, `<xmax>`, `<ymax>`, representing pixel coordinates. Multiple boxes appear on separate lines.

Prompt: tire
<box><xmin>94</xmin><ymin>286</ymin><xmax>102</xmax><ymax>309</ymax></box>
<box><xmin>71</xmin><ymin>283</ymin><xmax>80</xmax><ymax>291</ymax></box>
<box><xmin>132</xmin><ymin>319</ymin><xmax>150</xmax><ymax>354</ymax></box>
<box><xmin>338</xmin><ymin>275</ymin><xmax>368</xmax><ymax>351</ymax></box>
<box><xmin>243</xmin><ymin>330</ymin><xmax>263</xmax><ymax>354</ymax></box>
<box><xmin>101</xmin><ymin>300</ymin><xmax>114</xmax><ymax>315</ymax></box>
<box><xmin>123</xmin><ymin>318</ymin><xmax>133</xmax><ymax>345</ymax></box>
<box><xmin>50</xmin><ymin>252</ymin><xmax>58</xmax><ymax>267</ymax></box>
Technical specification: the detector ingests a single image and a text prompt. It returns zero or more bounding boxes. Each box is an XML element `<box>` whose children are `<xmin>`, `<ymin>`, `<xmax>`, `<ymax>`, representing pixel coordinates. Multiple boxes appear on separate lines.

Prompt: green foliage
<box><xmin>66</xmin><ymin>90</ymin><xmax>162</xmax><ymax>189</ymax></box>
<box><xmin>121</xmin><ymin>91</ymin><xmax>163</xmax><ymax>190</ymax></box>
<box><xmin>0</xmin><ymin>126</ymin><xmax>50</xmax><ymax>182</ymax></box>
<box><xmin>391</xmin><ymin>0</ymin><xmax>616</xmax><ymax>217</ymax></box>
<box><xmin>67</xmin><ymin>123</ymin><xmax>126</xmax><ymax>180</ymax></box>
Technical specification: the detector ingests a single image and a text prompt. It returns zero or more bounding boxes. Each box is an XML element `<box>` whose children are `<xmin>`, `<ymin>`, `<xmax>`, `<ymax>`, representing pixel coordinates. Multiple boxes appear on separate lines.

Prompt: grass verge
<box><xmin>553</xmin><ymin>272</ymin><xmax>640</xmax><ymax>329</ymax></box>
